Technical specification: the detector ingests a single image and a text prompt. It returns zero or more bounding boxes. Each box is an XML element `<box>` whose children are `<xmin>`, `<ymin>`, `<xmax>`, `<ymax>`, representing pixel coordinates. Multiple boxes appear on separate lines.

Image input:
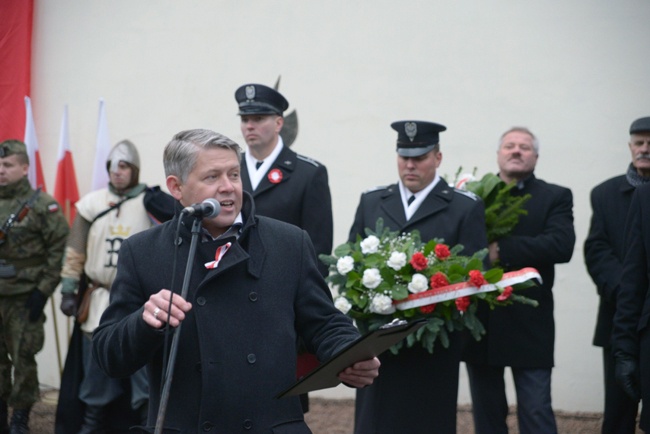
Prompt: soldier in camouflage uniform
<box><xmin>0</xmin><ymin>140</ymin><xmax>69</xmax><ymax>434</ymax></box>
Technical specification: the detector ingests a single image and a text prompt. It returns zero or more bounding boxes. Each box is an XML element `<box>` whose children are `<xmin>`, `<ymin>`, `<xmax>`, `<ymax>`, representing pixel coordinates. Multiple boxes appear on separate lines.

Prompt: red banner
<box><xmin>0</xmin><ymin>0</ymin><xmax>33</xmax><ymax>141</ymax></box>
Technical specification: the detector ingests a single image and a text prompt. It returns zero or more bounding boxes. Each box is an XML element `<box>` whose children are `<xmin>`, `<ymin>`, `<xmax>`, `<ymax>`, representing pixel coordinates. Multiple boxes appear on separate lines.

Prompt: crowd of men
<box><xmin>0</xmin><ymin>83</ymin><xmax>648</xmax><ymax>433</ymax></box>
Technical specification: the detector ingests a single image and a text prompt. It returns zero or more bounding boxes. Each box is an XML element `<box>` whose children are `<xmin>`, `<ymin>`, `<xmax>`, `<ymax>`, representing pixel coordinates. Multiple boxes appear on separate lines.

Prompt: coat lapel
<box><xmin>378</xmin><ymin>185</ymin><xmax>407</xmax><ymax>229</ymax></box>
<box><xmin>250</xmin><ymin>147</ymin><xmax>296</xmax><ymax>196</ymax></box>
<box><xmin>405</xmin><ymin>182</ymin><xmax>453</xmax><ymax>229</ymax></box>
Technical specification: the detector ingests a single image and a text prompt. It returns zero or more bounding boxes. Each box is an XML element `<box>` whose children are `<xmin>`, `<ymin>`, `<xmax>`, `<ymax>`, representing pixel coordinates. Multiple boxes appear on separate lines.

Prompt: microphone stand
<box><xmin>154</xmin><ymin>216</ymin><xmax>202</xmax><ymax>434</ymax></box>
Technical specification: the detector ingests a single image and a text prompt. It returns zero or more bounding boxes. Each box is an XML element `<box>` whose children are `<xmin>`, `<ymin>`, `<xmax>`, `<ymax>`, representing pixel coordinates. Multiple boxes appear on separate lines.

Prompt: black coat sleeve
<box><xmin>499</xmin><ymin>186</ymin><xmax>575</xmax><ymax>269</ymax></box>
<box><xmin>612</xmin><ymin>188</ymin><xmax>649</xmax><ymax>358</ymax></box>
<box><xmin>584</xmin><ymin>187</ymin><xmax>623</xmax><ymax>302</ymax></box>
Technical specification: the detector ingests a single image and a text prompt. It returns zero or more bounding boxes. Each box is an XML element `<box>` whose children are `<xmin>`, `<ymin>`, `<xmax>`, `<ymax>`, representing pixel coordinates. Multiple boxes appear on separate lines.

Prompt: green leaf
<box><xmin>483</xmin><ymin>267</ymin><xmax>504</xmax><ymax>283</ymax></box>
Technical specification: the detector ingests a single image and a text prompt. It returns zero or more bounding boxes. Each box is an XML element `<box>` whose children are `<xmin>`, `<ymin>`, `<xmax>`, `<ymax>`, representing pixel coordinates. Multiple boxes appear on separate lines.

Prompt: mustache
<box><xmin>635</xmin><ymin>154</ymin><xmax>650</xmax><ymax>161</ymax></box>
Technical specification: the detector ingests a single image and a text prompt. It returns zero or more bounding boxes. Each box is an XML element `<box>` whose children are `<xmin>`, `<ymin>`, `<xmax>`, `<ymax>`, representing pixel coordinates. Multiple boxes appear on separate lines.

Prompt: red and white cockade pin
<box><xmin>205</xmin><ymin>242</ymin><xmax>231</xmax><ymax>269</ymax></box>
<box><xmin>267</xmin><ymin>169</ymin><xmax>283</xmax><ymax>184</ymax></box>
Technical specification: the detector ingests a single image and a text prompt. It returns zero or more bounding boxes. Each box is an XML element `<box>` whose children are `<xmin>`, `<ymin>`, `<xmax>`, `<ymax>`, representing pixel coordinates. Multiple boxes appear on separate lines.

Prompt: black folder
<box><xmin>276</xmin><ymin>319</ymin><xmax>427</xmax><ymax>398</ymax></box>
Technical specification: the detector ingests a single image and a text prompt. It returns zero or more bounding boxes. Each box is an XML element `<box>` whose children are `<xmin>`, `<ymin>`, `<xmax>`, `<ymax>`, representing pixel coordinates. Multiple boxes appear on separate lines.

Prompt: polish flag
<box><xmin>91</xmin><ymin>98</ymin><xmax>111</xmax><ymax>191</ymax></box>
<box><xmin>54</xmin><ymin>105</ymin><xmax>79</xmax><ymax>224</ymax></box>
<box><xmin>23</xmin><ymin>96</ymin><xmax>46</xmax><ymax>190</ymax></box>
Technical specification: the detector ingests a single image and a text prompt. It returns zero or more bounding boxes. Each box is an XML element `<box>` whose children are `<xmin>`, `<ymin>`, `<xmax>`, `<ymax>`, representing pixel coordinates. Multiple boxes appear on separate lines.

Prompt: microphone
<box><xmin>181</xmin><ymin>198</ymin><xmax>221</xmax><ymax>218</ymax></box>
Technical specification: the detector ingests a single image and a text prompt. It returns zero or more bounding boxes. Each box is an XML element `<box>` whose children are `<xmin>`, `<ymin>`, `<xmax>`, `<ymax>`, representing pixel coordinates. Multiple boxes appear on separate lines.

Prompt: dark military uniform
<box><xmin>350</xmin><ymin>120</ymin><xmax>488</xmax><ymax>434</ymax></box>
<box><xmin>0</xmin><ymin>177</ymin><xmax>68</xmax><ymax>409</ymax></box>
<box><xmin>241</xmin><ymin>145</ymin><xmax>333</xmax><ymax>276</ymax></box>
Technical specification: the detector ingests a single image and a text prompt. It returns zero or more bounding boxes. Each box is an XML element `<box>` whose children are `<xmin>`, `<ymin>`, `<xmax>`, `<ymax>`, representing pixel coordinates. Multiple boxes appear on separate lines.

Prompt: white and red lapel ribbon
<box><xmin>393</xmin><ymin>267</ymin><xmax>542</xmax><ymax>311</ymax></box>
<box><xmin>204</xmin><ymin>242</ymin><xmax>232</xmax><ymax>270</ymax></box>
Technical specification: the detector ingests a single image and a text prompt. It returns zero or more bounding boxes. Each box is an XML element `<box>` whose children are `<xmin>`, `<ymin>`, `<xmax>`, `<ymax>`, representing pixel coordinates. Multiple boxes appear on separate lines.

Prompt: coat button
<box><xmin>247</xmin><ymin>354</ymin><xmax>256</xmax><ymax>364</ymax></box>
<box><xmin>201</xmin><ymin>421</ymin><xmax>214</xmax><ymax>431</ymax></box>
<box><xmin>196</xmin><ymin>296</ymin><xmax>206</xmax><ymax>306</ymax></box>
<box><xmin>248</xmin><ymin>292</ymin><xmax>258</xmax><ymax>302</ymax></box>
<box><xmin>243</xmin><ymin>419</ymin><xmax>253</xmax><ymax>430</ymax></box>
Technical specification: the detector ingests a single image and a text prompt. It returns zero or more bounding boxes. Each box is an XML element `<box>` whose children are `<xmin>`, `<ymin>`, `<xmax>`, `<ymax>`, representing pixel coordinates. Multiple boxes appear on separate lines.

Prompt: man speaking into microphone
<box><xmin>92</xmin><ymin>129</ymin><xmax>380</xmax><ymax>433</ymax></box>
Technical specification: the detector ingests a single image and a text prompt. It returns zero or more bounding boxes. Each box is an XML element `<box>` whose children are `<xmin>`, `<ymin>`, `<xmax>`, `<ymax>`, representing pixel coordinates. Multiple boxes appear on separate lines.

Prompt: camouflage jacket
<box><xmin>0</xmin><ymin>177</ymin><xmax>69</xmax><ymax>296</ymax></box>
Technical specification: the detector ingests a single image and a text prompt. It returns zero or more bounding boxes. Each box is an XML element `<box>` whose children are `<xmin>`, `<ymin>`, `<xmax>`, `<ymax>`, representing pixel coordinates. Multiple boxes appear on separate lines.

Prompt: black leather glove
<box><xmin>60</xmin><ymin>293</ymin><xmax>77</xmax><ymax>317</ymax></box>
<box><xmin>615</xmin><ymin>354</ymin><xmax>641</xmax><ymax>402</ymax></box>
<box><xmin>25</xmin><ymin>289</ymin><xmax>48</xmax><ymax>322</ymax></box>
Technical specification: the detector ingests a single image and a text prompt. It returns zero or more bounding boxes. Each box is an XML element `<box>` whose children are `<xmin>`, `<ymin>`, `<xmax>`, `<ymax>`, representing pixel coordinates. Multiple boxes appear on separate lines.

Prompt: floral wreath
<box><xmin>320</xmin><ymin>218</ymin><xmax>539</xmax><ymax>354</ymax></box>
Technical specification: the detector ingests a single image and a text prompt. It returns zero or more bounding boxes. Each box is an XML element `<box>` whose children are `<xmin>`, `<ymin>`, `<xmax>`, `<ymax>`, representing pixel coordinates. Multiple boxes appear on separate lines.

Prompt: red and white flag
<box><xmin>91</xmin><ymin>98</ymin><xmax>111</xmax><ymax>191</ymax></box>
<box><xmin>54</xmin><ymin>105</ymin><xmax>80</xmax><ymax>224</ymax></box>
<box><xmin>23</xmin><ymin>96</ymin><xmax>46</xmax><ymax>190</ymax></box>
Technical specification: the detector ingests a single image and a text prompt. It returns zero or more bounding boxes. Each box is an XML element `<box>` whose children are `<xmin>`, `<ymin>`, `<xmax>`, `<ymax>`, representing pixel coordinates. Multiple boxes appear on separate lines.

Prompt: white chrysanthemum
<box><xmin>336</xmin><ymin>256</ymin><xmax>355</xmax><ymax>275</ymax></box>
<box><xmin>334</xmin><ymin>297</ymin><xmax>352</xmax><ymax>314</ymax></box>
<box><xmin>362</xmin><ymin>268</ymin><xmax>382</xmax><ymax>289</ymax></box>
<box><xmin>360</xmin><ymin>235</ymin><xmax>380</xmax><ymax>254</ymax></box>
<box><xmin>369</xmin><ymin>294</ymin><xmax>394</xmax><ymax>314</ymax></box>
<box><xmin>386</xmin><ymin>251</ymin><xmax>407</xmax><ymax>271</ymax></box>
<box><xmin>408</xmin><ymin>273</ymin><xmax>429</xmax><ymax>293</ymax></box>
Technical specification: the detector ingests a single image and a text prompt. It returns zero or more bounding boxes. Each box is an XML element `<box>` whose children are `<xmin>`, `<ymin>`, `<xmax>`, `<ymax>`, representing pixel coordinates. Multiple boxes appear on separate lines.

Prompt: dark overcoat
<box><xmin>612</xmin><ymin>183</ymin><xmax>650</xmax><ymax>430</ymax></box>
<box><xmin>92</xmin><ymin>194</ymin><xmax>359</xmax><ymax>434</ymax></box>
<box><xmin>463</xmin><ymin>175</ymin><xmax>575</xmax><ymax>368</ymax></box>
<box><xmin>584</xmin><ymin>175</ymin><xmax>635</xmax><ymax>347</ymax></box>
<box><xmin>241</xmin><ymin>146</ymin><xmax>333</xmax><ymax>276</ymax></box>
<box><xmin>348</xmin><ymin>180</ymin><xmax>488</xmax><ymax>434</ymax></box>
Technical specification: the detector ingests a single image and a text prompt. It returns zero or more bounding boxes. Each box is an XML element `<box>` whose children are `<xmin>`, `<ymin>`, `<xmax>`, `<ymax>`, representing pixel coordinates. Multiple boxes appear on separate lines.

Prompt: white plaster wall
<box><xmin>30</xmin><ymin>0</ymin><xmax>650</xmax><ymax>413</ymax></box>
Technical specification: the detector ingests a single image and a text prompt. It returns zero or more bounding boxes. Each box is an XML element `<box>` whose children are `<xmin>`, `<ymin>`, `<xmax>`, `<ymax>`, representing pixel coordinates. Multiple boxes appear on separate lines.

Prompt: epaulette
<box><xmin>364</xmin><ymin>185</ymin><xmax>389</xmax><ymax>194</ymax></box>
<box><xmin>453</xmin><ymin>188</ymin><xmax>479</xmax><ymax>201</ymax></box>
<box><xmin>297</xmin><ymin>154</ymin><xmax>321</xmax><ymax>167</ymax></box>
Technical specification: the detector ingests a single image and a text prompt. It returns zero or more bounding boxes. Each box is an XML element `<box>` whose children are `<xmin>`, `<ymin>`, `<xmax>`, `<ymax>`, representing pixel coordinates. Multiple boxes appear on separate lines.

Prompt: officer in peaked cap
<box><xmin>391</xmin><ymin>120</ymin><xmax>447</xmax><ymax>157</ymax></box>
<box><xmin>349</xmin><ymin>120</ymin><xmax>487</xmax><ymax>434</ymax></box>
<box><xmin>235</xmin><ymin>83</ymin><xmax>333</xmax><ymax>414</ymax></box>
<box><xmin>235</xmin><ymin>83</ymin><xmax>289</xmax><ymax>116</ymax></box>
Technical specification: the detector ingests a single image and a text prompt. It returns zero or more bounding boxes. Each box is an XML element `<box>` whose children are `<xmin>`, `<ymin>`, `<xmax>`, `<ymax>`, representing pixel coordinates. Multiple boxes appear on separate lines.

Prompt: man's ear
<box><xmin>166</xmin><ymin>175</ymin><xmax>183</xmax><ymax>201</ymax></box>
<box><xmin>275</xmin><ymin>115</ymin><xmax>284</xmax><ymax>133</ymax></box>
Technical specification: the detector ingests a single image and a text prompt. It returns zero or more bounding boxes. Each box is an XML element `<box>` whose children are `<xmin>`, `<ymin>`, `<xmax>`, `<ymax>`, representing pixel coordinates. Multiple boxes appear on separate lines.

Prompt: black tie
<box><xmin>255</xmin><ymin>161</ymin><xmax>263</xmax><ymax>170</ymax></box>
<box><xmin>407</xmin><ymin>195</ymin><xmax>415</xmax><ymax>206</ymax></box>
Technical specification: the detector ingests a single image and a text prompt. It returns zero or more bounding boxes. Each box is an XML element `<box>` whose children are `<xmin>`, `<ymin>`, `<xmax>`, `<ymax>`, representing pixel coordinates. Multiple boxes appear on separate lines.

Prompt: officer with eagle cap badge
<box><xmin>235</xmin><ymin>83</ymin><xmax>334</xmax><ymax>413</ymax></box>
<box><xmin>349</xmin><ymin>120</ymin><xmax>488</xmax><ymax>434</ymax></box>
<box><xmin>235</xmin><ymin>83</ymin><xmax>333</xmax><ymax>278</ymax></box>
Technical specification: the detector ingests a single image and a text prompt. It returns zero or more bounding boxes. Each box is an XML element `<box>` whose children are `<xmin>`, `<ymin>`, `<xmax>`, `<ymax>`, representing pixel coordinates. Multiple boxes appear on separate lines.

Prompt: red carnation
<box><xmin>434</xmin><ymin>244</ymin><xmax>451</xmax><ymax>260</ymax></box>
<box><xmin>497</xmin><ymin>286</ymin><xmax>514</xmax><ymax>301</ymax></box>
<box><xmin>410</xmin><ymin>252</ymin><xmax>428</xmax><ymax>271</ymax></box>
<box><xmin>430</xmin><ymin>272</ymin><xmax>450</xmax><ymax>289</ymax></box>
<box><xmin>455</xmin><ymin>296</ymin><xmax>471</xmax><ymax>312</ymax></box>
<box><xmin>419</xmin><ymin>304</ymin><xmax>436</xmax><ymax>314</ymax></box>
<box><xmin>469</xmin><ymin>270</ymin><xmax>488</xmax><ymax>287</ymax></box>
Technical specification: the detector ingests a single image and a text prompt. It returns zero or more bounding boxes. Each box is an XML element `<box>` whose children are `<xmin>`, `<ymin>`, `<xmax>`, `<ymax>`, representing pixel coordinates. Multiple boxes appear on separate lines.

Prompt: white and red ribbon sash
<box><xmin>394</xmin><ymin>267</ymin><xmax>541</xmax><ymax>311</ymax></box>
<box><xmin>204</xmin><ymin>242</ymin><xmax>232</xmax><ymax>269</ymax></box>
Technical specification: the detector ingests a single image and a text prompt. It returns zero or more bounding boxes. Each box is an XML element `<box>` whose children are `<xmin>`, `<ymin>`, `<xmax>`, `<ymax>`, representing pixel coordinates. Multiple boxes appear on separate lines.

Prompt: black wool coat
<box><xmin>92</xmin><ymin>194</ymin><xmax>359</xmax><ymax>434</ymax></box>
<box><xmin>242</xmin><ymin>146</ymin><xmax>333</xmax><ymax>277</ymax></box>
<box><xmin>348</xmin><ymin>179</ymin><xmax>488</xmax><ymax>434</ymax></box>
<box><xmin>463</xmin><ymin>175</ymin><xmax>575</xmax><ymax>368</ymax></box>
<box><xmin>612</xmin><ymin>183</ymin><xmax>650</xmax><ymax>429</ymax></box>
<box><xmin>612</xmin><ymin>182</ymin><xmax>650</xmax><ymax>360</ymax></box>
<box><xmin>584</xmin><ymin>174</ymin><xmax>636</xmax><ymax>347</ymax></box>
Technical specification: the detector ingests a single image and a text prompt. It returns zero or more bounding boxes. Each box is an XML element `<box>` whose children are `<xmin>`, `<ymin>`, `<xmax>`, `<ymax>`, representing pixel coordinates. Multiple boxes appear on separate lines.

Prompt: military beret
<box><xmin>391</xmin><ymin>120</ymin><xmax>447</xmax><ymax>157</ymax></box>
<box><xmin>235</xmin><ymin>83</ymin><xmax>289</xmax><ymax>116</ymax></box>
<box><xmin>630</xmin><ymin>117</ymin><xmax>650</xmax><ymax>134</ymax></box>
<box><xmin>0</xmin><ymin>140</ymin><xmax>28</xmax><ymax>159</ymax></box>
